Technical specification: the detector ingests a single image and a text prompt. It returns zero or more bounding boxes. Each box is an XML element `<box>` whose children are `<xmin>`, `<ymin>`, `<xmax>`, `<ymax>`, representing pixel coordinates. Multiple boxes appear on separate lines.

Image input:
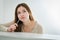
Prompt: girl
<box><xmin>0</xmin><ymin>3</ymin><xmax>43</xmax><ymax>34</ymax></box>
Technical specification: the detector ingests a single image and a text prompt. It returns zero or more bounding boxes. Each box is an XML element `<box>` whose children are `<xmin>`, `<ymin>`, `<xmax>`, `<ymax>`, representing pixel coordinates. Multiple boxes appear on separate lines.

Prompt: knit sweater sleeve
<box><xmin>0</xmin><ymin>21</ymin><xmax>14</xmax><ymax>32</ymax></box>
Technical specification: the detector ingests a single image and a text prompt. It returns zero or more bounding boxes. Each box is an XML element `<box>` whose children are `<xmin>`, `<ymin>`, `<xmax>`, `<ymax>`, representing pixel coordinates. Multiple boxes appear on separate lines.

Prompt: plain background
<box><xmin>0</xmin><ymin>0</ymin><xmax>60</xmax><ymax>35</ymax></box>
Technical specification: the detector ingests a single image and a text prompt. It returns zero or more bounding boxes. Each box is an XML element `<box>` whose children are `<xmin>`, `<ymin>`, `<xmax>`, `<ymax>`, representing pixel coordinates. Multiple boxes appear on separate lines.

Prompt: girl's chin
<box><xmin>20</xmin><ymin>19</ymin><xmax>28</xmax><ymax>22</ymax></box>
<box><xmin>21</xmin><ymin>20</ymin><xmax>26</xmax><ymax>22</ymax></box>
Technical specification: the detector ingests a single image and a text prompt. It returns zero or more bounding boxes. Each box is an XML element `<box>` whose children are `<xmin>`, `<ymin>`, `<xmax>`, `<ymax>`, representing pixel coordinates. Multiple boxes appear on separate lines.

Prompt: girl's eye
<box><xmin>17</xmin><ymin>12</ymin><xmax>21</xmax><ymax>14</ymax></box>
<box><xmin>23</xmin><ymin>10</ymin><xmax>26</xmax><ymax>13</ymax></box>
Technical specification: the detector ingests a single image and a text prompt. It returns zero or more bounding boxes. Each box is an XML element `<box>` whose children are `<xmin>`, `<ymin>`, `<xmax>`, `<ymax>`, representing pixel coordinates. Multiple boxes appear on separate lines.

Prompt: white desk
<box><xmin>0</xmin><ymin>32</ymin><xmax>60</xmax><ymax>40</ymax></box>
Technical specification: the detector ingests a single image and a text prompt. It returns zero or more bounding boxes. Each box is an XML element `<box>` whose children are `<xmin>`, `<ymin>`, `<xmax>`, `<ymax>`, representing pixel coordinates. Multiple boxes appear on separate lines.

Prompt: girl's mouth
<box><xmin>21</xmin><ymin>17</ymin><xmax>25</xmax><ymax>19</ymax></box>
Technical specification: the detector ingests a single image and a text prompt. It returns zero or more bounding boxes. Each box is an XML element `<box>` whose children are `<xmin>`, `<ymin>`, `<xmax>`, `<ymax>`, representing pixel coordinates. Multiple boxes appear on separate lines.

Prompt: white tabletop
<box><xmin>0</xmin><ymin>32</ymin><xmax>60</xmax><ymax>40</ymax></box>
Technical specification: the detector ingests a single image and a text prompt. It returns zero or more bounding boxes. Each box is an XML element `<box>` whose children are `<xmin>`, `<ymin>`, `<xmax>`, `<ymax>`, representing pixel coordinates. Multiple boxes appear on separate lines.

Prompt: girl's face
<box><xmin>17</xmin><ymin>6</ymin><xmax>29</xmax><ymax>22</ymax></box>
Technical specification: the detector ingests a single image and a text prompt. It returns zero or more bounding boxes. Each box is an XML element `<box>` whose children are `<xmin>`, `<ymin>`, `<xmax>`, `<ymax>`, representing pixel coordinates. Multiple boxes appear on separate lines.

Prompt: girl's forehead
<box><xmin>17</xmin><ymin>6</ymin><xmax>26</xmax><ymax>10</ymax></box>
<box><xmin>19</xmin><ymin>6</ymin><xmax>26</xmax><ymax>9</ymax></box>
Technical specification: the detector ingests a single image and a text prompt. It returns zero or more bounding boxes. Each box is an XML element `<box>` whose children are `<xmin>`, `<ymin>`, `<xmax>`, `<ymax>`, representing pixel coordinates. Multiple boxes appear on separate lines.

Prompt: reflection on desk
<box><xmin>0</xmin><ymin>32</ymin><xmax>60</xmax><ymax>40</ymax></box>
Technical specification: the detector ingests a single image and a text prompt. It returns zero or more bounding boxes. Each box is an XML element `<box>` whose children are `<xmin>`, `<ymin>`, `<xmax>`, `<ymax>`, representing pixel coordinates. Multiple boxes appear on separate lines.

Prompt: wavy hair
<box><xmin>14</xmin><ymin>3</ymin><xmax>34</xmax><ymax>32</ymax></box>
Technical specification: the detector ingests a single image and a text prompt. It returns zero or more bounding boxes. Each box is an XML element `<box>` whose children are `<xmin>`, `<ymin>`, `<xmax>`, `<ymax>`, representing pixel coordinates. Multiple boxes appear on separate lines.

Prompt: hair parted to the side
<box><xmin>14</xmin><ymin>3</ymin><xmax>34</xmax><ymax>32</ymax></box>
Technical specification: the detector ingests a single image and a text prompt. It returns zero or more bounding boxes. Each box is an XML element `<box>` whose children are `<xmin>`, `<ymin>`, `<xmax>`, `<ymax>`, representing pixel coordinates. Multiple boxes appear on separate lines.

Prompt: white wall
<box><xmin>0</xmin><ymin>0</ymin><xmax>60</xmax><ymax>35</ymax></box>
<box><xmin>0</xmin><ymin>0</ymin><xmax>3</xmax><ymax>24</ymax></box>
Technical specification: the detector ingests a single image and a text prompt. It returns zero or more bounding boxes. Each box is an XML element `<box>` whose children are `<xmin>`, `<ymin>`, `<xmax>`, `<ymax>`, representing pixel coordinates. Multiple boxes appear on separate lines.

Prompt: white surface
<box><xmin>0</xmin><ymin>32</ymin><xmax>60</xmax><ymax>40</ymax></box>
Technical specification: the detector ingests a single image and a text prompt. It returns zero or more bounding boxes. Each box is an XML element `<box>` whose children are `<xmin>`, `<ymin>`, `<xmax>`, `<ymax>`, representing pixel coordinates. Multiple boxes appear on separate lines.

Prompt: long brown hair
<box><xmin>14</xmin><ymin>3</ymin><xmax>34</xmax><ymax>32</ymax></box>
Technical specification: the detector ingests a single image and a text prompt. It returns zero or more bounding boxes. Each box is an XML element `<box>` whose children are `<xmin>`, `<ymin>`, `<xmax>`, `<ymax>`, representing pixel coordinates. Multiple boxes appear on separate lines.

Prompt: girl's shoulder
<box><xmin>32</xmin><ymin>21</ymin><xmax>43</xmax><ymax>34</ymax></box>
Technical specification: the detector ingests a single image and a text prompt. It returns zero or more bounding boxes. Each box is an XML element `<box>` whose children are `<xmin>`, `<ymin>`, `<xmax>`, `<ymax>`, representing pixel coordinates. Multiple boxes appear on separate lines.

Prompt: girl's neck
<box><xmin>22</xmin><ymin>20</ymin><xmax>35</xmax><ymax>32</ymax></box>
<box><xmin>23</xmin><ymin>20</ymin><xmax>31</xmax><ymax>26</ymax></box>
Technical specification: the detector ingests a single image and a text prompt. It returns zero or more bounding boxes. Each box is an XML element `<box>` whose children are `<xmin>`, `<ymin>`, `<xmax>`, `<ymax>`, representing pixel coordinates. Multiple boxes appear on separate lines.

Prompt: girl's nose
<box><xmin>20</xmin><ymin>13</ymin><xmax>24</xmax><ymax>16</ymax></box>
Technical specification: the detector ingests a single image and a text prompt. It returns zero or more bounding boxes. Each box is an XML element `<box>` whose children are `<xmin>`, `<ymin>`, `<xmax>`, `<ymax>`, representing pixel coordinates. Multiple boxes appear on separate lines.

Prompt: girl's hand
<box><xmin>7</xmin><ymin>23</ymin><xmax>18</xmax><ymax>32</ymax></box>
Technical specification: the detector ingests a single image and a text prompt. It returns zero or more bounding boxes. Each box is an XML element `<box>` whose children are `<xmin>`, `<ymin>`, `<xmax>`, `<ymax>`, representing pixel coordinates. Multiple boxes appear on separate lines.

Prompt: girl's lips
<box><xmin>21</xmin><ymin>17</ymin><xmax>25</xmax><ymax>19</ymax></box>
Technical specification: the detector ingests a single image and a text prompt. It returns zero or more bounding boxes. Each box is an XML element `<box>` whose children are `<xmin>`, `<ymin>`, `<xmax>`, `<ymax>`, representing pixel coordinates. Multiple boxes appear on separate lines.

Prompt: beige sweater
<box><xmin>0</xmin><ymin>21</ymin><xmax>43</xmax><ymax>34</ymax></box>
